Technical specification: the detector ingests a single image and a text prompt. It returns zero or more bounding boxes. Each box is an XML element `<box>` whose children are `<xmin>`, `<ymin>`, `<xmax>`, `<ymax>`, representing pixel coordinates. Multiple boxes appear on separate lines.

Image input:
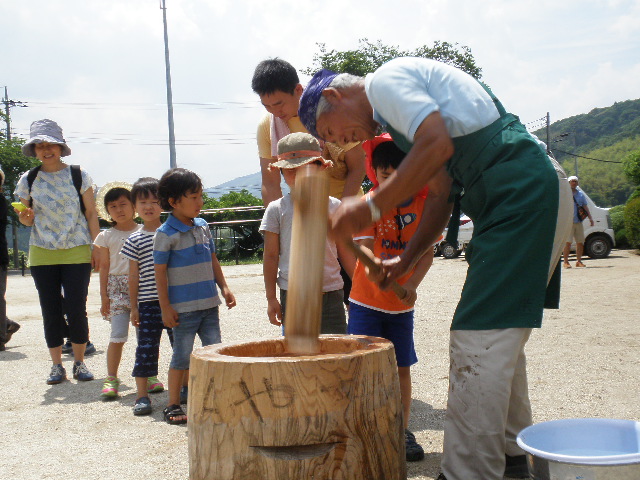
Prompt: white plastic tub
<box><xmin>516</xmin><ymin>418</ymin><xmax>640</xmax><ymax>480</ymax></box>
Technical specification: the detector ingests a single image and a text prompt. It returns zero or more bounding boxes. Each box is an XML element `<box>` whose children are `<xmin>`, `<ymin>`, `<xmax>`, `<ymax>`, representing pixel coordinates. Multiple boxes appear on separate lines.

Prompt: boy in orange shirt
<box><xmin>349</xmin><ymin>140</ymin><xmax>437</xmax><ymax>462</ymax></box>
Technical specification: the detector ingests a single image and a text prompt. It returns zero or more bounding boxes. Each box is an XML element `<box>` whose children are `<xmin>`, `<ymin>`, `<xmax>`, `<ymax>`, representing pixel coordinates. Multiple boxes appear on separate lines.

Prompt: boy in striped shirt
<box><xmin>121</xmin><ymin>177</ymin><xmax>173</xmax><ymax>416</ymax></box>
<box><xmin>153</xmin><ymin>168</ymin><xmax>236</xmax><ymax>425</ymax></box>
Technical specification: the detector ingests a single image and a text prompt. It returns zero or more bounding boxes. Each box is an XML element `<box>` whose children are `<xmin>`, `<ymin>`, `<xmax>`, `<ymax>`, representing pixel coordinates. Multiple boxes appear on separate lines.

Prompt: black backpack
<box><xmin>27</xmin><ymin>164</ymin><xmax>86</xmax><ymax>214</ymax></box>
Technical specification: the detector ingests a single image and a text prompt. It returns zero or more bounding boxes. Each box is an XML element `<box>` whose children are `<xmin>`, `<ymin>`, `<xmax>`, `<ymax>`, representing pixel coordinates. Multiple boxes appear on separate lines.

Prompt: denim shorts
<box><xmin>348</xmin><ymin>302</ymin><xmax>418</xmax><ymax>367</ymax></box>
<box><xmin>170</xmin><ymin>307</ymin><xmax>221</xmax><ymax>370</ymax></box>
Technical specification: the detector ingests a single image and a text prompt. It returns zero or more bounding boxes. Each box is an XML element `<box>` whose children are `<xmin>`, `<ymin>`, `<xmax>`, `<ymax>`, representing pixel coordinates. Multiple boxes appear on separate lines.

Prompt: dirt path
<box><xmin>1</xmin><ymin>250</ymin><xmax>638</xmax><ymax>479</ymax></box>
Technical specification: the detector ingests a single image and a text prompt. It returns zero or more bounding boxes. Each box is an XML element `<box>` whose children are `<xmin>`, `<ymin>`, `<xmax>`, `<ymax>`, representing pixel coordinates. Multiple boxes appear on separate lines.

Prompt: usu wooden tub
<box><xmin>188</xmin><ymin>335</ymin><xmax>406</xmax><ymax>480</ymax></box>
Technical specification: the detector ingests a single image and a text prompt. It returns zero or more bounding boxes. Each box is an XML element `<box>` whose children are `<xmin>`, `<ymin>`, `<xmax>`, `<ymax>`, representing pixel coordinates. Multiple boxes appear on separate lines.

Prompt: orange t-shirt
<box><xmin>349</xmin><ymin>196</ymin><xmax>426</xmax><ymax>313</ymax></box>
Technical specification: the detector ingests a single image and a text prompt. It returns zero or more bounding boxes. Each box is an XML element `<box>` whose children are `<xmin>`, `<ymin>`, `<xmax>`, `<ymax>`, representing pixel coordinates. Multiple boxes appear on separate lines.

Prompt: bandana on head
<box><xmin>298</xmin><ymin>69</ymin><xmax>338</xmax><ymax>139</ymax></box>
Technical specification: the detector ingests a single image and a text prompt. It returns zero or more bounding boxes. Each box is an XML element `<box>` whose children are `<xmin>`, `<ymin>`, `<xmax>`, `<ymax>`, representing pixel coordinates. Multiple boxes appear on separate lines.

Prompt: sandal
<box><xmin>147</xmin><ymin>376</ymin><xmax>165</xmax><ymax>394</ymax></box>
<box><xmin>133</xmin><ymin>396</ymin><xmax>152</xmax><ymax>416</ymax></box>
<box><xmin>163</xmin><ymin>404</ymin><xmax>187</xmax><ymax>425</ymax></box>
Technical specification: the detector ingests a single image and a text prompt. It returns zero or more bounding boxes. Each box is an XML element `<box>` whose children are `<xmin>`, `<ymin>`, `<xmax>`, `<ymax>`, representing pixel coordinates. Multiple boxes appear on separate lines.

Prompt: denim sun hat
<box><xmin>271</xmin><ymin>132</ymin><xmax>323</xmax><ymax>169</ymax></box>
<box><xmin>21</xmin><ymin>119</ymin><xmax>72</xmax><ymax>157</ymax></box>
<box><xmin>298</xmin><ymin>69</ymin><xmax>338</xmax><ymax>138</ymax></box>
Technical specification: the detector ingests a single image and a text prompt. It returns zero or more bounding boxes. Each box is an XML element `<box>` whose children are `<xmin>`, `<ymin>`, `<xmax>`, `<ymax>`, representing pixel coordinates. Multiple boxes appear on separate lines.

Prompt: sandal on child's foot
<box><xmin>163</xmin><ymin>404</ymin><xmax>187</xmax><ymax>425</ymax></box>
<box><xmin>147</xmin><ymin>376</ymin><xmax>164</xmax><ymax>394</ymax></box>
<box><xmin>133</xmin><ymin>397</ymin><xmax>152</xmax><ymax>416</ymax></box>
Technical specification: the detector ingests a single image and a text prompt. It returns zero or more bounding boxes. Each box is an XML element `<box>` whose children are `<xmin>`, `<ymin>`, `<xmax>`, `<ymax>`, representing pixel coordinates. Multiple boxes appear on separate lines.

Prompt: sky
<box><xmin>2</xmin><ymin>0</ymin><xmax>639</xmax><ymax>191</ymax></box>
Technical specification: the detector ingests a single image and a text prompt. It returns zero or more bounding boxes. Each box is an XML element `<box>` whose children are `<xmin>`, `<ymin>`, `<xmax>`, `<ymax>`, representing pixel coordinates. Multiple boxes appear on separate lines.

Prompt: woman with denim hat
<box><xmin>298</xmin><ymin>58</ymin><xmax>573</xmax><ymax>480</ymax></box>
<box><xmin>14</xmin><ymin>119</ymin><xmax>100</xmax><ymax>384</ymax></box>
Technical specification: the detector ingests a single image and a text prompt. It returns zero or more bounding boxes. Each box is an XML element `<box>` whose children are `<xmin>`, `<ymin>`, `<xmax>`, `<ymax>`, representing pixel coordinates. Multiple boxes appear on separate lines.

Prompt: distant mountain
<box><xmin>534</xmin><ymin>98</ymin><xmax>640</xmax><ymax>207</ymax></box>
<box><xmin>205</xmin><ymin>171</ymin><xmax>289</xmax><ymax>199</ymax></box>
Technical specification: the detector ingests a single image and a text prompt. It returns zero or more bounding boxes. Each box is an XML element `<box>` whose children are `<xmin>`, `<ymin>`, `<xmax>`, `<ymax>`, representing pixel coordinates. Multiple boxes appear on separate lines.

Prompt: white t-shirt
<box><xmin>259</xmin><ymin>194</ymin><xmax>343</xmax><ymax>292</ymax></box>
<box><xmin>364</xmin><ymin>57</ymin><xmax>501</xmax><ymax>141</ymax></box>
<box><xmin>94</xmin><ymin>225</ymin><xmax>141</xmax><ymax>275</ymax></box>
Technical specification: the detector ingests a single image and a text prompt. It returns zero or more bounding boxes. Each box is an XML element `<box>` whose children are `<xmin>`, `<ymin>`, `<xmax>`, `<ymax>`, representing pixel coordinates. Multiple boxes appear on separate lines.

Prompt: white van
<box><xmin>436</xmin><ymin>215</ymin><xmax>473</xmax><ymax>259</ymax></box>
<box><xmin>436</xmin><ymin>187</ymin><xmax>615</xmax><ymax>259</ymax></box>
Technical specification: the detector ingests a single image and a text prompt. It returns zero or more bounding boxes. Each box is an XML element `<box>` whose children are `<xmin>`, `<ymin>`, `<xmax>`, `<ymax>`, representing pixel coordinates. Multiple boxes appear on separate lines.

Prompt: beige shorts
<box><xmin>567</xmin><ymin>222</ymin><xmax>585</xmax><ymax>243</ymax></box>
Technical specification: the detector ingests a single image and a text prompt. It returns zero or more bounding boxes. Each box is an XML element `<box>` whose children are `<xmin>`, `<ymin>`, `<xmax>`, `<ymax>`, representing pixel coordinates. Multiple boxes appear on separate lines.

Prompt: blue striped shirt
<box><xmin>121</xmin><ymin>229</ymin><xmax>157</xmax><ymax>303</ymax></box>
<box><xmin>153</xmin><ymin>214</ymin><xmax>221</xmax><ymax>313</ymax></box>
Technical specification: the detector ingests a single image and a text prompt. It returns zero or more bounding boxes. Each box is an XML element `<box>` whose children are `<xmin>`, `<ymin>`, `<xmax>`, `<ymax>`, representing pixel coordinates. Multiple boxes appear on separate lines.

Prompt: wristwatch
<box><xmin>366</xmin><ymin>195</ymin><xmax>381</xmax><ymax>222</ymax></box>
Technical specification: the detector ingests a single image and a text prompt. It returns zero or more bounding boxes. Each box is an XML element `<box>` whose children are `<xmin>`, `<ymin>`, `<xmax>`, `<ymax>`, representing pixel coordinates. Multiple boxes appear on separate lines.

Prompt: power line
<box><xmin>552</xmin><ymin>149</ymin><xmax>622</xmax><ymax>164</ymax></box>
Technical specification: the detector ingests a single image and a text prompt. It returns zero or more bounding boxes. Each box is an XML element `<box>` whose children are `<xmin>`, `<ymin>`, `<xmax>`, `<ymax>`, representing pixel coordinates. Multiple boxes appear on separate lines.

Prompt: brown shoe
<box><xmin>575</xmin><ymin>261</ymin><xmax>586</xmax><ymax>267</ymax></box>
<box><xmin>563</xmin><ymin>263</ymin><xmax>572</xmax><ymax>269</ymax></box>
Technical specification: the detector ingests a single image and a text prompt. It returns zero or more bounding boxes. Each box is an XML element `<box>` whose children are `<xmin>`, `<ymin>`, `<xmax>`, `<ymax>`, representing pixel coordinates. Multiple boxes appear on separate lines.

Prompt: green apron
<box><xmin>385</xmin><ymin>87</ymin><xmax>560</xmax><ymax>330</ymax></box>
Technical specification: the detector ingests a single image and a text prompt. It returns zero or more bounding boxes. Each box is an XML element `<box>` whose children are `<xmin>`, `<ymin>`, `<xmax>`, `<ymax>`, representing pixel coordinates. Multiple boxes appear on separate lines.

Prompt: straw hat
<box><xmin>21</xmin><ymin>119</ymin><xmax>72</xmax><ymax>158</ymax></box>
<box><xmin>96</xmin><ymin>181</ymin><xmax>133</xmax><ymax>220</ymax></box>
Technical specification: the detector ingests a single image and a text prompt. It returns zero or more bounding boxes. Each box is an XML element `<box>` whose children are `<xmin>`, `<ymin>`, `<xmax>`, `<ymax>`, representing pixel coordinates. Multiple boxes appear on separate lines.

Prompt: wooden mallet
<box><xmin>284</xmin><ymin>164</ymin><xmax>330</xmax><ymax>354</ymax></box>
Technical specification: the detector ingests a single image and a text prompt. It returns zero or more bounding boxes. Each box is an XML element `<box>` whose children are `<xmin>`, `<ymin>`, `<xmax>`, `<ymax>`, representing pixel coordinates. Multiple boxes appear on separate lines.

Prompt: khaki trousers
<box><xmin>440</xmin><ymin>166</ymin><xmax>573</xmax><ymax>480</ymax></box>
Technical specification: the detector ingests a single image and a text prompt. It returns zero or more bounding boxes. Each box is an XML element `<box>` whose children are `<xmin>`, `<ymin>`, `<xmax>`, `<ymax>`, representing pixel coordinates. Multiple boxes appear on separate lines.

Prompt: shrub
<box><xmin>609</xmin><ymin>205</ymin><xmax>629</xmax><ymax>248</ymax></box>
<box><xmin>7</xmin><ymin>249</ymin><xmax>29</xmax><ymax>269</ymax></box>
<box><xmin>615</xmin><ymin>228</ymin><xmax>628</xmax><ymax>248</ymax></box>
<box><xmin>624</xmin><ymin>196</ymin><xmax>640</xmax><ymax>248</ymax></box>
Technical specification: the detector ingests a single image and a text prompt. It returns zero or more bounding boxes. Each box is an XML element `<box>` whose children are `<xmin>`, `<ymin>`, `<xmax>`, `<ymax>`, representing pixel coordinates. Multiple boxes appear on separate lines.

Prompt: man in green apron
<box><xmin>298</xmin><ymin>57</ymin><xmax>572</xmax><ymax>480</ymax></box>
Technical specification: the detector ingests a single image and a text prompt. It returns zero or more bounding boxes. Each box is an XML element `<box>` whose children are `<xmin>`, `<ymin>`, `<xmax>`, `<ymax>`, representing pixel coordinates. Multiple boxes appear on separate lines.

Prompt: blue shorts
<box><xmin>348</xmin><ymin>303</ymin><xmax>418</xmax><ymax>368</ymax></box>
<box><xmin>170</xmin><ymin>307</ymin><xmax>221</xmax><ymax>370</ymax></box>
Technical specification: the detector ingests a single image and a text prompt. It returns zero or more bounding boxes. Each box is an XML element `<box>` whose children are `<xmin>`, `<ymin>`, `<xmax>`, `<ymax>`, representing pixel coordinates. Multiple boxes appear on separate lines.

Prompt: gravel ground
<box><xmin>1</xmin><ymin>250</ymin><xmax>638</xmax><ymax>479</ymax></box>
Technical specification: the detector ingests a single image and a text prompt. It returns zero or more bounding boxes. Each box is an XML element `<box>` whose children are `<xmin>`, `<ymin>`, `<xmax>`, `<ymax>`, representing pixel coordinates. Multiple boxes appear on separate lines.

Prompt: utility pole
<box><xmin>546</xmin><ymin>112</ymin><xmax>551</xmax><ymax>155</ymax></box>
<box><xmin>2</xmin><ymin>87</ymin><xmax>23</xmax><ymax>267</ymax></box>
<box><xmin>160</xmin><ymin>0</ymin><xmax>177</xmax><ymax>169</ymax></box>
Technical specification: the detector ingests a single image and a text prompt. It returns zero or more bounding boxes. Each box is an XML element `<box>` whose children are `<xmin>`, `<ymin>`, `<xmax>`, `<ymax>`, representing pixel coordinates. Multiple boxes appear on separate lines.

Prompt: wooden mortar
<box><xmin>188</xmin><ymin>335</ymin><xmax>406</xmax><ymax>480</ymax></box>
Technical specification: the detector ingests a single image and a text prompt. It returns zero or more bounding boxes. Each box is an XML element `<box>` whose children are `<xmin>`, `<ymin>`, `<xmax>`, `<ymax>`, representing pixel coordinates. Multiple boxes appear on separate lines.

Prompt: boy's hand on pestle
<box><xmin>380</xmin><ymin>254</ymin><xmax>417</xmax><ymax>291</ymax></box>
<box><xmin>363</xmin><ymin>256</ymin><xmax>385</xmax><ymax>284</ymax></box>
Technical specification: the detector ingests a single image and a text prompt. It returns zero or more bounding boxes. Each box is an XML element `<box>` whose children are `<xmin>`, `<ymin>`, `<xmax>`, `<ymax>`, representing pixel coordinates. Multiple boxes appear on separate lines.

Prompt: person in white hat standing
<box><xmin>14</xmin><ymin>119</ymin><xmax>100</xmax><ymax>384</ymax></box>
<box><xmin>563</xmin><ymin>176</ymin><xmax>594</xmax><ymax>268</ymax></box>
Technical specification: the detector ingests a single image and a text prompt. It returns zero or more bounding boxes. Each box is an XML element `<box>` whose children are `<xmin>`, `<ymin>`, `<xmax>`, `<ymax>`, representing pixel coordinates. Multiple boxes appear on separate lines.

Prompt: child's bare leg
<box><xmin>106</xmin><ymin>342</ymin><xmax>125</xmax><ymax>377</ymax></box>
<box><xmin>135</xmin><ymin>376</ymin><xmax>148</xmax><ymax>400</ymax></box>
<box><xmin>398</xmin><ymin>366</ymin><xmax>412</xmax><ymax>429</ymax></box>
<box><xmin>168</xmin><ymin>368</ymin><xmax>186</xmax><ymax>407</ymax></box>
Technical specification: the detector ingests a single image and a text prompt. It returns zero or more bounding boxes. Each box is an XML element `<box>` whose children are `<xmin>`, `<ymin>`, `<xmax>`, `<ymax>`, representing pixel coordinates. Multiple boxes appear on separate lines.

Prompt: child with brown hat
<box><xmin>259</xmin><ymin>132</ymin><xmax>356</xmax><ymax>333</ymax></box>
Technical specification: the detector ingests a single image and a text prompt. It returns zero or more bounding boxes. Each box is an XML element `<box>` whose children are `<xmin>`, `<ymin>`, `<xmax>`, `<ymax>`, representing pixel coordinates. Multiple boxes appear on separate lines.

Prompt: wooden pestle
<box><xmin>345</xmin><ymin>241</ymin><xmax>408</xmax><ymax>301</ymax></box>
<box><xmin>284</xmin><ymin>165</ymin><xmax>330</xmax><ymax>354</ymax></box>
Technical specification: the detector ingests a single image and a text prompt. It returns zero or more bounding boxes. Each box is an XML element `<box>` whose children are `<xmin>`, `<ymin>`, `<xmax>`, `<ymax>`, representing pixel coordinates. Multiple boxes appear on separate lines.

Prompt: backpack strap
<box><xmin>26</xmin><ymin>166</ymin><xmax>43</xmax><ymax>209</ymax></box>
<box><xmin>70</xmin><ymin>165</ymin><xmax>86</xmax><ymax>214</ymax></box>
<box><xmin>26</xmin><ymin>164</ymin><xmax>86</xmax><ymax>214</ymax></box>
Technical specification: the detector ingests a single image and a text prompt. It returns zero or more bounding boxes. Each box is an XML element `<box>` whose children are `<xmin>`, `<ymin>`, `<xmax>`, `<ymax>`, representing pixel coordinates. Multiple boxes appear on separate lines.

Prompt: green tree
<box><xmin>0</xmin><ymin>138</ymin><xmax>40</xmax><ymax>208</ymax></box>
<box><xmin>624</xmin><ymin>196</ymin><xmax>640</xmax><ymax>248</ymax></box>
<box><xmin>622</xmin><ymin>149</ymin><xmax>640</xmax><ymax>185</ymax></box>
<box><xmin>0</xmin><ymin>138</ymin><xmax>40</xmax><ymax>266</ymax></box>
<box><xmin>303</xmin><ymin>39</ymin><xmax>482</xmax><ymax>79</ymax></box>
<box><xmin>202</xmin><ymin>189</ymin><xmax>263</xmax><ymax>221</ymax></box>
<box><xmin>202</xmin><ymin>189</ymin><xmax>264</xmax><ymax>261</ymax></box>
